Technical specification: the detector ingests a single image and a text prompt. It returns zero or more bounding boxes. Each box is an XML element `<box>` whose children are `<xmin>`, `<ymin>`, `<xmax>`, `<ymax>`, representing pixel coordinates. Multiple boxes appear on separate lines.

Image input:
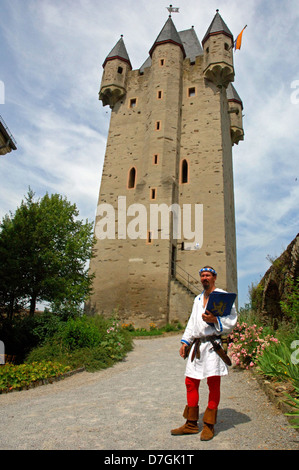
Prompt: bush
<box><xmin>0</xmin><ymin>361</ymin><xmax>70</xmax><ymax>392</ymax></box>
<box><xmin>25</xmin><ymin>314</ymin><xmax>133</xmax><ymax>372</ymax></box>
<box><xmin>56</xmin><ymin>316</ymin><xmax>102</xmax><ymax>350</ymax></box>
<box><xmin>0</xmin><ymin>311</ymin><xmax>64</xmax><ymax>363</ymax></box>
<box><xmin>227</xmin><ymin>322</ymin><xmax>279</xmax><ymax>369</ymax></box>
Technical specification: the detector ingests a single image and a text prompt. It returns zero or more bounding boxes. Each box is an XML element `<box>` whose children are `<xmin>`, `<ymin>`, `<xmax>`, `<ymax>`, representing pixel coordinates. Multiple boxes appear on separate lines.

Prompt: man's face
<box><xmin>200</xmin><ymin>271</ymin><xmax>216</xmax><ymax>290</ymax></box>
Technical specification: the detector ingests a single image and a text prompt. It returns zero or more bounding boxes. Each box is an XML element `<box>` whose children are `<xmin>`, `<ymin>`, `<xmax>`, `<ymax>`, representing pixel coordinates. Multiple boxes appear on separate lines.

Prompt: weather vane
<box><xmin>167</xmin><ymin>4</ymin><xmax>180</xmax><ymax>15</ymax></box>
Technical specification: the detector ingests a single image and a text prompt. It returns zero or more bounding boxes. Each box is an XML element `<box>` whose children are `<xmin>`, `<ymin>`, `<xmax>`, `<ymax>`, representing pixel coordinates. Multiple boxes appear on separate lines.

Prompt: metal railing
<box><xmin>171</xmin><ymin>261</ymin><xmax>202</xmax><ymax>296</ymax></box>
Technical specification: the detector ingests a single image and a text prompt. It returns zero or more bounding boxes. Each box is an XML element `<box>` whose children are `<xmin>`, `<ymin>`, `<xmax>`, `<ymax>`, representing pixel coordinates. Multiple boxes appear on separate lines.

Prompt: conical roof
<box><xmin>227</xmin><ymin>83</ymin><xmax>243</xmax><ymax>109</ymax></box>
<box><xmin>149</xmin><ymin>16</ymin><xmax>186</xmax><ymax>57</ymax></box>
<box><xmin>140</xmin><ymin>26</ymin><xmax>202</xmax><ymax>74</ymax></box>
<box><xmin>103</xmin><ymin>36</ymin><xmax>132</xmax><ymax>69</ymax></box>
<box><xmin>202</xmin><ymin>10</ymin><xmax>233</xmax><ymax>45</ymax></box>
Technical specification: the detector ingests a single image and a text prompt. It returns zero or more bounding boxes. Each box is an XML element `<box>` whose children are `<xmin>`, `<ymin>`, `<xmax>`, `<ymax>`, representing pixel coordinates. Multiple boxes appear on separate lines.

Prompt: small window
<box><xmin>188</xmin><ymin>87</ymin><xmax>196</xmax><ymax>98</ymax></box>
<box><xmin>224</xmin><ymin>43</ymin><xmax>230</xmax><ymax>51</ymax></box>
<box><xmin>180</xmin><ymin>159</ymin><xmax>189</xmax><ymax>184</ymax></box>
<box><xmin>155</xmin><ymin>121</ymin><xmax>161</xmax><ymax>131</ymax></box>
<box><xmin>206</xmin><ymin>47</ymin><xmax>209</xmax><ymax>54</ymax></box>
<box><xmin>150</xmin><ymin>188</ymin><xmax>156</xmax><ymax>200</ymax></box>
<box><xmin>147</xmin><ymin>231</ymin><xmax>153</xmax><ymax>244</ymax></box>
<box><xmin>153</xmin><ymin>154</ymin><xmax>159</xmax><ymax>165</ymax></box>
<box><xmin>128</xmin><ymin>167</ymin><xmax>136</xmax><ymax>189</ymax></box>
<box><xmin>117</xmin><ymin>66</ymin><xmax>123</xmax><ymax>74</ymax></box>
<box><xmin>129</xmin><ymin>98</ymin><xmax>137</xmax><ymax>108</ymax></box>
<box><xmin>159</xmin><ymin>58</ymin><xmax>165</xmax><ymax>66</ymax></box>
<box><xmin>157</xmin><ymin>90</ymin><xmax>163</xmax><ymax>100</ymax></box>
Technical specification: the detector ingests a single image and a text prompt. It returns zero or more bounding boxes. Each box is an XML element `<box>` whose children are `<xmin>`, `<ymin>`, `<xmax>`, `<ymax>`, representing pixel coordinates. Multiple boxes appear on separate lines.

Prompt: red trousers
<box><xmin>185</xmin><ymin>376</ymin><xmax>220</xmax><ymax>410</ymax></box>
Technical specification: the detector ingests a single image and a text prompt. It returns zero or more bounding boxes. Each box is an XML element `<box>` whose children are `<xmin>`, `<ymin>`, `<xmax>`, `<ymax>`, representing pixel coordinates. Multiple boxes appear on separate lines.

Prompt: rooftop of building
<box><xmin>140</xmin><ymin>24</ymin><xmax>203</xmax><ymax>73</ymax></box>
<box><xmin>102</xmin><ymin>10</ymin><xmax>234</xmax><ymax>74</ymax></box>
<box><xmin>0</xmin><ymin>115</ymin><xmax>17</xmax><ymax>153</ymax></box>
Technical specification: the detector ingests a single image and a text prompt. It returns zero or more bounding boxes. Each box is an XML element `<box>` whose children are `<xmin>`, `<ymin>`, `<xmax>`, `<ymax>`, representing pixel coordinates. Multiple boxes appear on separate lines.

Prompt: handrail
<box><xmin>171</xmin><ymin>260</ymin><xmax>202</xmax><ymax>296</ymax></box>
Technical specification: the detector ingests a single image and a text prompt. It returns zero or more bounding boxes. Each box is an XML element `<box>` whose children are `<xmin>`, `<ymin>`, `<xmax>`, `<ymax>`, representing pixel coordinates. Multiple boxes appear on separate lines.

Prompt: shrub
<box><xmin>57</xmin><ymin>316</ymin><xmax>102</xmax><ymax>350</ymax></box>
<box><xmin>25</xmin><ymin>314</ymin><xmax>133</xmax><ymax>372</ymax></box>
<box><xmin>0</xmin><ymin>361</ymin><xmax>70</xmax><ymax>392</ymax></box>
<box><xmin>228</xmin><ymin>322</ymin><xmax>279</xmax><ymax>369</ymax></box>
<box><xmin>0</xmin><ymin>311</ymin><xmax>64</xmax><ymax>363</ymax></box>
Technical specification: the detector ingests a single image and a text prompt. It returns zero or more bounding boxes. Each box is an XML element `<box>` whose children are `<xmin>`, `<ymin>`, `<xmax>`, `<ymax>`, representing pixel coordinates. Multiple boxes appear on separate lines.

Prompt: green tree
<box><xmin>0</xmin><ymin>215</ymin><xmax>26</xmax><ymax>318</ymax></box>
<box><xmin>0</xmin><ymin>189</ymin><xmax>95</xmax><ymax>317</ymax></box>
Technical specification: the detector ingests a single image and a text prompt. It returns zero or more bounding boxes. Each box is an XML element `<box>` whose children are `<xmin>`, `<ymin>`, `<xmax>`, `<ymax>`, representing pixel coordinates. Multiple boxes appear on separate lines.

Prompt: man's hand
<box><xmin>179</xmin><ymin>344</ymin><xmax>187</xmax><ymax>358</ymax></box>
<box><xmin>202</xmin><ymin>310</ymin><xmax>217</xmax><ymax>324</ymax></box>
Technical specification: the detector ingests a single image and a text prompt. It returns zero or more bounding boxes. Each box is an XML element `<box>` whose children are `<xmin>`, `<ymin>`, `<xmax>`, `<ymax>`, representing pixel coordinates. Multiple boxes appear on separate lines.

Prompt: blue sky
<box><xmin>0</xmin><ymin>0</ymin><xmax>298</xmax><ymax>309</ymax></box>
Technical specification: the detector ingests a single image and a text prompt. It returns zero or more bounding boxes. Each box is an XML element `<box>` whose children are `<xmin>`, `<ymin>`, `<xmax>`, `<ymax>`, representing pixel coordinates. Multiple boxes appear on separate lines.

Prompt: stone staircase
<box><xmin>169</xmin><ymin>262</ymin><xmax>202</xmax><ymax>324</ymax></box>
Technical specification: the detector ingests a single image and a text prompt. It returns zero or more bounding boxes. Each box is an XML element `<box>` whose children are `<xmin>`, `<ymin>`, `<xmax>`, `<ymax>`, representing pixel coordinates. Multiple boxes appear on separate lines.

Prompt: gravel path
<box><xmin>0</xmin><ymin>334</ymin><xmax>298</xmax><ymax>451</ymax></box>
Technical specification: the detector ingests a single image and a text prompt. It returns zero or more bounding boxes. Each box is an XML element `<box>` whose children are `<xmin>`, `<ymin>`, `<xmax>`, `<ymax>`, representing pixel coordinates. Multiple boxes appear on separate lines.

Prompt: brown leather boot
<box><xmin>171</xmin><ymin>405</ymin><xmax>199</xmax><ymax>435</ymax></box>
<box><xmin>200</xmin><ymin>407</ymin><xmax>217</xmax><ymax>441</ymax></box>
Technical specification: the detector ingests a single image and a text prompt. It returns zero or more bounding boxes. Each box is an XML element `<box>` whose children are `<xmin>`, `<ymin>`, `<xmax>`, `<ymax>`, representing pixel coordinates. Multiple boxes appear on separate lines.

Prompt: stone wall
<box><xmin>255</xmin><ymin>233</ymin><xmax>298</xmax><ymax>328</ymax></box>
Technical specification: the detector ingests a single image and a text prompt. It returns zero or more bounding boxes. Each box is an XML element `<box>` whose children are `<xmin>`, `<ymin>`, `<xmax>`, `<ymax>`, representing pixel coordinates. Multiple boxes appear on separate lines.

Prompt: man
<box><xmin>171</xmin><ymin>266</ymin><xmax>237</xmax><ymax>440</ymax></box>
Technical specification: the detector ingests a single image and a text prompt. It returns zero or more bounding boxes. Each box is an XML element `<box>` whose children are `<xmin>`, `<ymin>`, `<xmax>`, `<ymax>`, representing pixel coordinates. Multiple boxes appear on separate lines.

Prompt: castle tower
<box><xmin>99</xmin><ymin>36</ymin><xmax>132</xmax><ymax>108</ymax></box>
<box><xmin>202</xmin><ymin>10</ymin><xmax>234</xmax><ymax>88</ymax></box>
<box><xmin>88</xmin><ymin>11</ymin><xmax>244</xmax><ymax>327</ymax></box>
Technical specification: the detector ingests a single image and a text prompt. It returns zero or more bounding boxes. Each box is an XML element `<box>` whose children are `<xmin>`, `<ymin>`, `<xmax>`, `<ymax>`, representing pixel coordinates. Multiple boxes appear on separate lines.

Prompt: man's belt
<box><xmin>187</xmin><ymin>335</ymin><xmax>232</xmax><ymax>366</ymax></box>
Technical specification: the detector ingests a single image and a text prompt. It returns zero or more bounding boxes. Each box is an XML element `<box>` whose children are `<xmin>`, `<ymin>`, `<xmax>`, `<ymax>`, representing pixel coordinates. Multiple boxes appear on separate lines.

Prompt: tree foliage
<box><xmin>0</xmin><ymin>189</ymin><xmax>95</xmax><ymax>318</ymax></box>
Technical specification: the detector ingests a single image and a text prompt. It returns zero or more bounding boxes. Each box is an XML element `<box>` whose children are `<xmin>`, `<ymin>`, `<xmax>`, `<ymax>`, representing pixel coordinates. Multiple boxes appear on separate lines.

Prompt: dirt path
<box><xmin>0</xmin><ymin>335</ymin><xmax>298</xmax><ymax>450</ymax></box>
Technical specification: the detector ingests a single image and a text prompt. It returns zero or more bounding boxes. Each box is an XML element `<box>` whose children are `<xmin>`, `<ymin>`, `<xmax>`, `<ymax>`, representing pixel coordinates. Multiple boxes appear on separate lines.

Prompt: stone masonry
<box><xmin>87</xmin><ymin>11</ymin><xmax>244</xmax><ymax>327</ymax></box>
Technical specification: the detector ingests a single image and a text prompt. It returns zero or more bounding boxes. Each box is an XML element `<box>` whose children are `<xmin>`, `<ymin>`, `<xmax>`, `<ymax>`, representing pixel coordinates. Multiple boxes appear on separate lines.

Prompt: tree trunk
<box><xmin>8</xmin><ymin>296</ymin><xmax>14</xmax><ymax>320</ymax></box>
<box><xmin>29</xmin><ymin>295</ymin><xmax>37</xmax><ymax>316</ymax></box>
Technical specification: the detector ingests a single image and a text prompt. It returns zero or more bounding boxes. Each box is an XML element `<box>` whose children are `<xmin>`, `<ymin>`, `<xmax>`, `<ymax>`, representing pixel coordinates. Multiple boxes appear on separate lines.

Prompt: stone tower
<box><xmin>88</xmin><ymin>11</ymin><xmax>244</xmax><ymax>327</ymax></box>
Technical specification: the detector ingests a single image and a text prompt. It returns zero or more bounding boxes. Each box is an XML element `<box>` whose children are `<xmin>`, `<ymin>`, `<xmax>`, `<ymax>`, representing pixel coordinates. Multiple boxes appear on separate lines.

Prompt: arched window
<box><xmin>180</xmin><ymin>159</ymin><xmax>189</xmax><ymax>184</ymax></box>
<box><xmin>128</xmin><ymin>167</ymin><xmax>136</xmax><ymax>189</ymax></box>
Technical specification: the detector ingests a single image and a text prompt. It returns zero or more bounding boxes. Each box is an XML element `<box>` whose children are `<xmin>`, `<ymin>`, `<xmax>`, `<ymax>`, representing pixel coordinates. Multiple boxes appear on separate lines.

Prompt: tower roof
<box><xmin>149</xmin><ymin>16</ymin><xmax>186</xmax><ymax>57</ymax></box>
<box><xmin>227</xmin><ymin>83</ymin><xmax>243</xmax><ymax>109</ymax></box>
<box><xmin>103</xmin><ymin>36</ymin><xmax>132</xmax><ymax>69</ymax></box>
<box><xmin>179</xmin><ymin>27</ymin><xmax>203</xmax><ymax>62</ymax></box>
<box><xmin>140</xmin><ymin>26</ymin><xmax>202</xmax><ymax>74</ymax></box>
<box><xmin>202</xmin><ymin>10</ymin><xmax>233</xmax><ymax>45</ymax></box>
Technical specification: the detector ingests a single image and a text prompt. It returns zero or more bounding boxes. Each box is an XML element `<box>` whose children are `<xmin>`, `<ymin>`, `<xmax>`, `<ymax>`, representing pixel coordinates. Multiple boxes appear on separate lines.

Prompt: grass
<box><xmin>122</xmin><ymin>321</ymin><xmax>183</xmax><ymax>337</ymax></box>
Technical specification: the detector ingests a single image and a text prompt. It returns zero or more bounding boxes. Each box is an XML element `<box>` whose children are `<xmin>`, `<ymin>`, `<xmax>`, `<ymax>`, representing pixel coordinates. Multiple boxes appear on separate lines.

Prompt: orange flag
<box><xmin>234</xmin><ymin>25</ymin><xmax>247</xmax><ymax>50</ymax></box>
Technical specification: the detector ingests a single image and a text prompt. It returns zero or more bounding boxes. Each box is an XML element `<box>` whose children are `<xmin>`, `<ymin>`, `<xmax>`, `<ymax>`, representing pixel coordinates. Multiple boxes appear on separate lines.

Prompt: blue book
<box><xmin>206</xmin><ymin>292</ymin><xmax>237</xmax><ymax>326</ymax></box>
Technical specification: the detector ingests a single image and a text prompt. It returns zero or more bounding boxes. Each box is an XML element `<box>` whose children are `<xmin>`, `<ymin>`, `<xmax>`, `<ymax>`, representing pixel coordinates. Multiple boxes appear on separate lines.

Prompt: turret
<box><xmin>202</xmin><ymin>10</ymin><xmax>234</xmax><ymax>88</ymax></box>
<box><xmin>227</xmin><ymin>83</ymin><xmax>244</xmax><ymax>145</ymax></box>
<box><xmin>149</xmin><ymin>16</ymin><xmax>186</xmax><ymax>58</ymax></box>
<box><xmin>99</xmin><ymin>36</ymin><xmax>132</xmax><ymax>108</ymax></box>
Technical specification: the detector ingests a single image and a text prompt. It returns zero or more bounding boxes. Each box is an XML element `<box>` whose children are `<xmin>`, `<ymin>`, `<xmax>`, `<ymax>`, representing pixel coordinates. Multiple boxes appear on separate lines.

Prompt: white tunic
<box><xmin>181</xmin><ymin>288</ymin><xmax>237</xmax><ymax>380</ymax></box>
